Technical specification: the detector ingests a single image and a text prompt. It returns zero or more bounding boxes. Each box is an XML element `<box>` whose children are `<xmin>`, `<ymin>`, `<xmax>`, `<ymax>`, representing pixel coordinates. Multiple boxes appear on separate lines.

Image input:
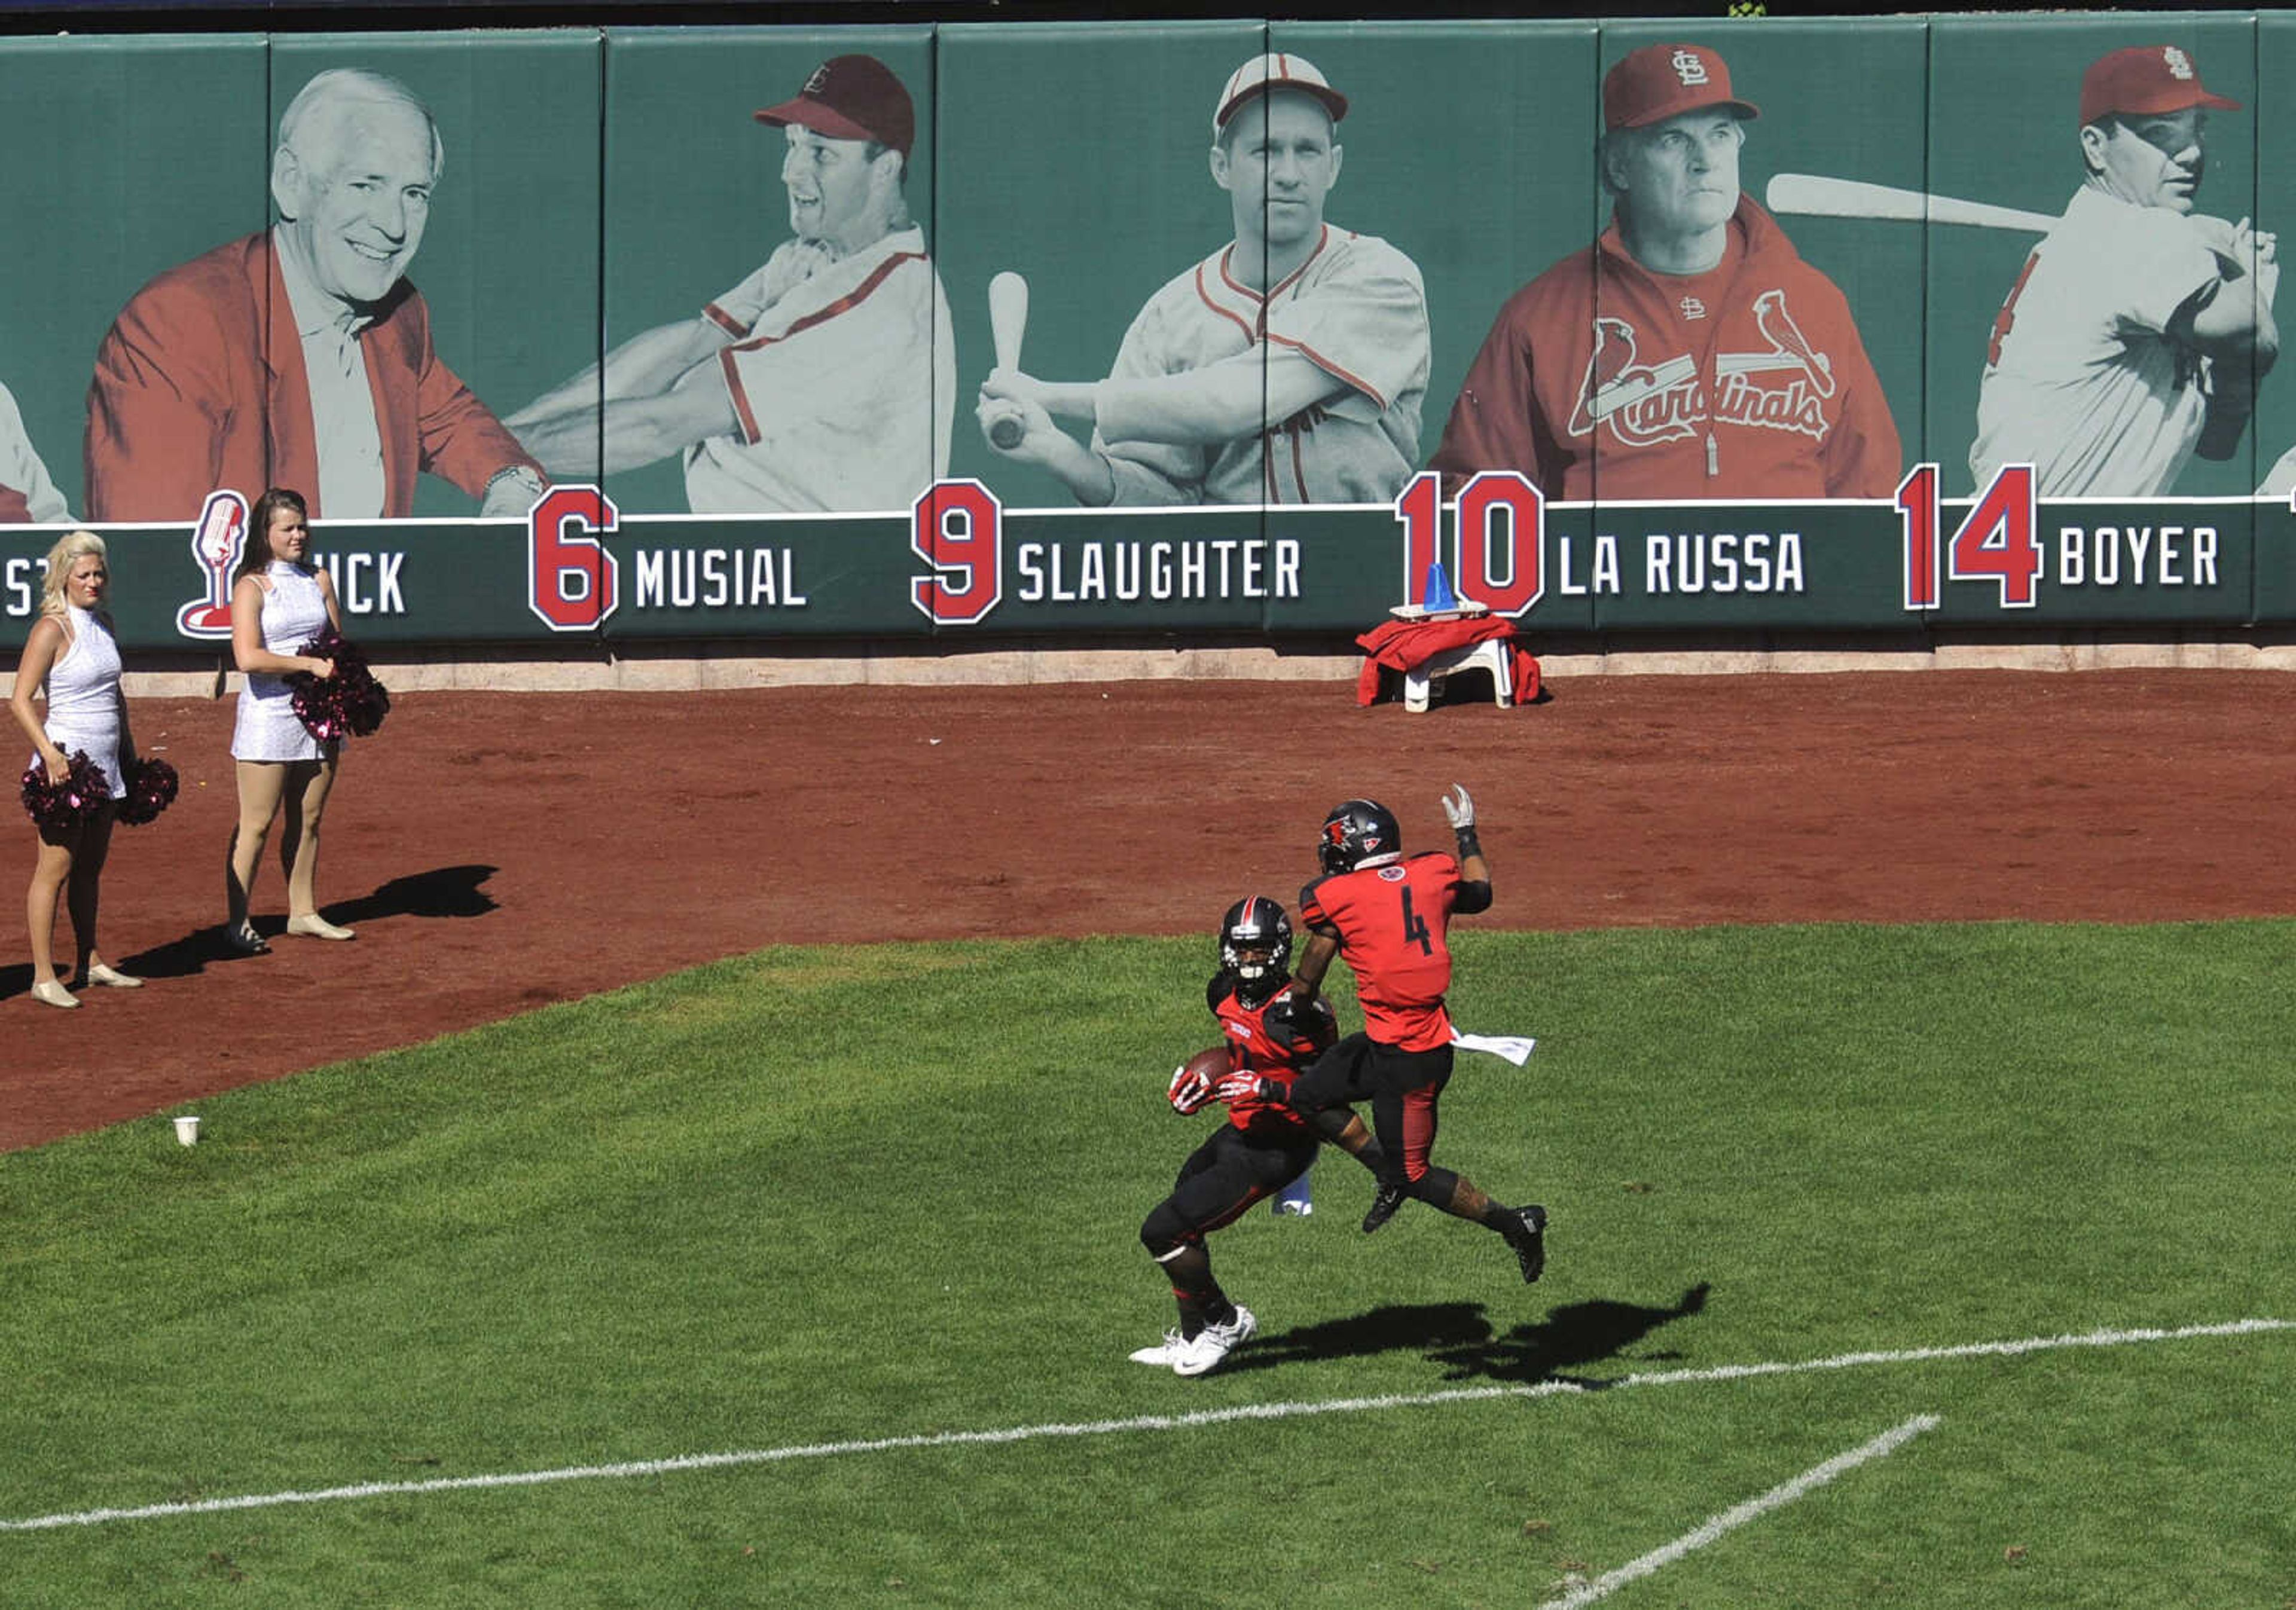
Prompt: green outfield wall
<box><xmin>3</xmin><ymin>14</ymin><xmax>2294</xmax><ymax>652</ymax></box>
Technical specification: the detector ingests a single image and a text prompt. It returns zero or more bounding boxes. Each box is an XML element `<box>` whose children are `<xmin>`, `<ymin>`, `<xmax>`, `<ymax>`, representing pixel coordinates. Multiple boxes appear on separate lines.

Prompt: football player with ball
<box><xmin>1131</xmin><ymin>896</ymin><xmax>1388</xmax><ymax>1378</ymax></box>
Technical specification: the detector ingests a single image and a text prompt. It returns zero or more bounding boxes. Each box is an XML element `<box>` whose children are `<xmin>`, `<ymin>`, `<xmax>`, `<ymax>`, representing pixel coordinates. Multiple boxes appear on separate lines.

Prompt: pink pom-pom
<box><xmin>19</xmin><ymin>749</ymin><xmax>112</xmax><ymax>830</ymax></box>
<box><xmin>117</xmin><ymin>756</ymin><xmax>180</xmax><ymax>827</ymax></box>
<box><xmin>286</xmin><ymin>627</ymin><xmax>391</xmax><ymax>742</ymax></box>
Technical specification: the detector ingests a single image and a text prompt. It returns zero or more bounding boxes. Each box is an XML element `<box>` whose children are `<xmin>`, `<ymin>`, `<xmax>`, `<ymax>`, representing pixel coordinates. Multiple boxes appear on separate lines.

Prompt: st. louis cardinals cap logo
<box><xmin>2163</xmin><ymin>46</ymin><xmax>2194</xmax><ymax>80</ymax></box>
<box><xmin>1670</xmin><ymin>48</ymin><xmax>1709</xmax><ymax>87</ymax></box>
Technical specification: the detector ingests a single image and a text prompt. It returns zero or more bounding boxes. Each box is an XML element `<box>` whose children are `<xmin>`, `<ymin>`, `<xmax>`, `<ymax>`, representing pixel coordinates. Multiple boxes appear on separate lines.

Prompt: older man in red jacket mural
<box><xmin>84</xmin><ymin>67</ymin><xmax>543</xmax><ymax>524</ymax></box>
<box><xmin>1431</xmin><ymin>42</ymin><xmax>1900</xmax><ymax>503</ymax></box>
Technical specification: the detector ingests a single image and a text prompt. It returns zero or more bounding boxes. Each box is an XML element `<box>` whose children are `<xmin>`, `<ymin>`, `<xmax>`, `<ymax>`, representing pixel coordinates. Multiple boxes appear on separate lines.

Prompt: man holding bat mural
<box><xmin>1971</xmin><ymin>45</ymin><xmax>2277</xmax><ymax>499</ymax></box>
<box><xmin>1430</xmin><ymin>42</ymin><xmax>1900</xmax><ymax>503</ymax></box>
<box><xmin>509</xmin><ymin>54</ymin><xmax>953</xmax><ymax>514</ymax></box>
<box><xmin>976</xmin><ymin>54</ymin><xmax>1429</xmax><ymax>506</ymax></box>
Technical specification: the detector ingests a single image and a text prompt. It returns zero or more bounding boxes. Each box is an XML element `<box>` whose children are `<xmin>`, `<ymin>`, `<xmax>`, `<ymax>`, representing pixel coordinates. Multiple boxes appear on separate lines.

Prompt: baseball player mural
<box><xmin>0</xmin><ymin>380</ymin><xmax>70</xmax><ymax>524</ymax></box>
<box><xmin>975</xmin><ymin>53</ymin><xmax>1430</xmax><ymax>507</ymax></box>
<box><xmin>1970</xmin><ymin>45</ymin><xmax>2278</xmax><ymax>499</ymax></box>
<box><xmin>509</xmin><ymin>54</ymin><xmax>955</xmax><ymax>515</ymax></box>
<box><xmin>83</xmin><ymin>68</ymin><xmax>546</xmax><ymax>524</ymax></box>
<box><xmin>1430</xmin><ymin>42</ymin><xmax>1900</xmax><ymax>502</ymax></box>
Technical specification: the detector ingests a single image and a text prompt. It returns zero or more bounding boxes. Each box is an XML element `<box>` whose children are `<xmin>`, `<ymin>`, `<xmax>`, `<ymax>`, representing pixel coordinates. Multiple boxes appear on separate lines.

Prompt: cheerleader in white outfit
<box><xmin>225</xmin><ymin>488</ymin><xmax>355</xmax><ymax>952</ymax></box>
<box><xmin>8</xmin><ymin>530</ymin><xmax>141</xmax><ymax>1007</ymax></box>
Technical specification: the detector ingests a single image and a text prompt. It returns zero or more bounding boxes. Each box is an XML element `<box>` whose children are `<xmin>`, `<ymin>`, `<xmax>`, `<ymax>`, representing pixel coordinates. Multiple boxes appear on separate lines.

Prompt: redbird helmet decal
<box><xmin>1320</xmin><ymin>799</ymin><xmax>1403</xmax><ymax>874</ymax></box>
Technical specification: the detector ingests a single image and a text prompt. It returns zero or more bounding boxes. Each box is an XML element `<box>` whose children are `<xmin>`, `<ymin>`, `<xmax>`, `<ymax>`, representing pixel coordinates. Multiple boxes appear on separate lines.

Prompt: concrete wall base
<box><xmin>88</xmin><ymin>628</ymin><xmax>2296</xmax><ymax>699</ymax></box>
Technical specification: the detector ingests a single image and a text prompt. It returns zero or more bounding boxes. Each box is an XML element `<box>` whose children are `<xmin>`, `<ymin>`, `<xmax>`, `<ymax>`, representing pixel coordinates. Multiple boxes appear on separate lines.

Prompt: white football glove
<box><xmin>1213</xmin><ymin>1068</ymin><xmax>1268</xmax><ymax>1104</ymax></box>
<box><xmin>1168</xmin><ymin>1062</ymin><xmax>1214</xmax><ymax>1115</ymax></box>
<box><xmin>1441</xmin><ymin>783</ymin><xmax>1475</xmax><ymax>830</ymax></box>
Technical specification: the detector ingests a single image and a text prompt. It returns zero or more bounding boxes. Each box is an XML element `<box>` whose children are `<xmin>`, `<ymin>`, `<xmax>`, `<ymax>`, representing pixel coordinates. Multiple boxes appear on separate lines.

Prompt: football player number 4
<box><xmin>1896</xmin><ymin>463</ymin><xmax>2039</xmax><ymax>612</ymax></box>
<box><xmin>1399</xmin><ymin>887</ymin><xmax>1433</xmax><ymax>957</ymax></box>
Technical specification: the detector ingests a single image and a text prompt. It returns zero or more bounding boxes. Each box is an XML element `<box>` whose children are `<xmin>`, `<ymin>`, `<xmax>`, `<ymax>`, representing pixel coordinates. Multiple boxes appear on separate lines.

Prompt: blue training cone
<box><xmin>1421</xmin><ymin>561</ymin><xmax>1457</xmax><ymax>612</ymax></box>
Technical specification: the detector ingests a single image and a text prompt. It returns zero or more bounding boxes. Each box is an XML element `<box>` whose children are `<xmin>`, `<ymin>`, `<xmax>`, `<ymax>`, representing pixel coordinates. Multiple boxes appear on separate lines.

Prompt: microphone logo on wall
<box><xmin>176</xmin><ymin>488</ymin><xmax>246</xmax><ymax>640</ymax></box>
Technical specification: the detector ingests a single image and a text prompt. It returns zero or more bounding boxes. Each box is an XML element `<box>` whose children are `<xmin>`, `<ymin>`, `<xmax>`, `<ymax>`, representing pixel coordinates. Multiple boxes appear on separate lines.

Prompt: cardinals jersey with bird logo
<box><xmin>1430</xmin><ymin>197</ymin><xmax>1900</xmax><ymax>502</ymax></box>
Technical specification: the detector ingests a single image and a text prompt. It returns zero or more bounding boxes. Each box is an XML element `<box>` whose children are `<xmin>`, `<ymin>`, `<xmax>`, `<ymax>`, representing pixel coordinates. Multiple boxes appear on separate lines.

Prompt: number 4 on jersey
<box><xmin>1896</xmin><ymin>463</ymin><xmax>2040</xmax><ymax>611</ymax></box>
<box><xmin>1399</xmin><ymin>886</ymin><xmax>1433</xmax><ymax>956</ymax></box>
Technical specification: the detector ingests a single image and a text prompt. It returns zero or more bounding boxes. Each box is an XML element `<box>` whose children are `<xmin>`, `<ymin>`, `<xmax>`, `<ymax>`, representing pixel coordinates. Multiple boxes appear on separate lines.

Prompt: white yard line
<box><xmin>1532</xmin><ymin>1413</ymin><xmax>1941</xmax><ymax>1609</ymax></box>
<box><xmin>2</xmin><ymin>1315</ymin><xmax>2285</xmax><ymax>1534</ymax></box>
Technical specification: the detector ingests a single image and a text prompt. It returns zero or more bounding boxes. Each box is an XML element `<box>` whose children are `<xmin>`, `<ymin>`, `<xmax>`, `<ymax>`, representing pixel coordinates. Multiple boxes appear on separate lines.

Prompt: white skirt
<box><xmin>32</xmin><ymin>713</ymin><xmax>124</xmax><ymax>794</ymax></box>
<box><xmin>231</xmin><ymin>673</ymin><xmax>326</xmax><ymax>763</ymax></box>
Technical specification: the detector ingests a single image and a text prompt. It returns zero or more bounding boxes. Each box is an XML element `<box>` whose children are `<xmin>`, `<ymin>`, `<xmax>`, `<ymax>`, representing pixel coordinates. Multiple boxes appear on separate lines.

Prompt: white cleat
<box><xmin>1173</xmin><ymin>1305</ymin><xmax>1257</xmax><ymax>1377</ymax></box>
<box><xmin>1129</xmin><ymin>1330</ymin><xmax>1191</xmax><ymax>1367</ymax></box>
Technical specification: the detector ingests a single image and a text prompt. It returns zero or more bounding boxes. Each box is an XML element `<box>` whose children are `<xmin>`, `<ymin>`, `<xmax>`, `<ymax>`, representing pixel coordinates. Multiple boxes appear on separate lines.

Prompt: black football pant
<box><xmin>1284</xmin><ymin>1032</ymin><xmax>1457</xmax><ymax>1202</ymax></box>
<box><xmin>1141</xmin><ymin>1123</ymin><xmax>1320</xmax><ymax>1253</ymax></box>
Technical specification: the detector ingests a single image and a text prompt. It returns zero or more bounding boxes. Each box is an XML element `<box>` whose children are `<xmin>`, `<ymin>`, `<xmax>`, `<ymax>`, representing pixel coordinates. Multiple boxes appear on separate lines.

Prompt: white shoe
<box><xmin>1271</xmin><ymin>1172</ymin><xmax>1314</xmax><ymax>1217</ymax></box>
<box><xmin>1173</xmin><ymin>1305</ymin><xmax>1257</xmax><ymax>1377</ymax></box>
<box><xmin>286</xmin><ymin>913</ymin><xmax>356</xmax><ymax>941</ymax></box>
<box><xmin>1128</xmin><ymin>1329</ymin><xmax>1191</xmax><ymax>1367</ymax></box>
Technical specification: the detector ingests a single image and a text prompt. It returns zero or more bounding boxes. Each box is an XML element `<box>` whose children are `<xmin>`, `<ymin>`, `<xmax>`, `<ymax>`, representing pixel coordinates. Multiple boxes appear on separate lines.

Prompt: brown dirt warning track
<box><xmin>7</xmin><ymin>670</ymin><xmax>2294</xmax><ymax>1151</ymax></box>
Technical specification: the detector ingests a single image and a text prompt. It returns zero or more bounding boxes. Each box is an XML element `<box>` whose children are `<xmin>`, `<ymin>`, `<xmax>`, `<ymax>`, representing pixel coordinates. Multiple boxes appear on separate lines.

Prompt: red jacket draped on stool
<box><xmin>1355</xmin><ymin>614</ymin><xmax>1540</xmax><ymax>707</ymax></box>
<box><xmin>84</xmin><ymin>232</ymin><xmax>536</xmax><ymax>523</ymax></box>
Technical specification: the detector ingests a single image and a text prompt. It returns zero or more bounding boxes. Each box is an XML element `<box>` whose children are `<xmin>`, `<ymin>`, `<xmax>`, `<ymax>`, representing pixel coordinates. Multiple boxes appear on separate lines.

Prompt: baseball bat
<box><xmin>1765</xmin><ymin>173</ymin><xmax>2059</xmax><ymax>234</ymax></box>
<box><xmin>987</xmin><ymin>271</ymin><xmax>1031</xmax><ymax>450</ymax></box>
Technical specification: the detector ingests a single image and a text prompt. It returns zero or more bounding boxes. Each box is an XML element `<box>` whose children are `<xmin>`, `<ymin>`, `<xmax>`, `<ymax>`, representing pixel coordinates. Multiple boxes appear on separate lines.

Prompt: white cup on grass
<box><xmin>173</xmin><ymin>1115</ymin><xmax>200</xmax><ymax>1147</ymax></box>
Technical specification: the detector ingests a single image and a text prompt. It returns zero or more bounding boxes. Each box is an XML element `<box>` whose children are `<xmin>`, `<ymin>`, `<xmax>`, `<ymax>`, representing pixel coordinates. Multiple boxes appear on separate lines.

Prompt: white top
<box><xmin>0</xmin><ymin>379</ymin><xmax>70</xmax><ymax>524</ymax></box>
<box><xmin>1971</xmin><ymin>187</ymin><xmax>2224</xmax><ymax>497</ymax></box>
<box><xmin>36</xmin><ymin>603</ymin><xmax>124</xmax><ymax>792</ymax></box>
<box><xmin>683</xmin><ymin>227</ymin><xmax>955</xmax><ymax>514</ymax></box>
<box><xmin>232</xmin><ymin>562</ymin><xmax>334</xmax><ymax>763</ymax></box>
<box><xmin>276</xmin><ymin>227</ymin><xmax>387</xmax><ymax>520</ymax></box>
<box><xmin>1094</xmin><ymin>225</ymin><xmax>1430</xmax><ymax>506</ymax></box>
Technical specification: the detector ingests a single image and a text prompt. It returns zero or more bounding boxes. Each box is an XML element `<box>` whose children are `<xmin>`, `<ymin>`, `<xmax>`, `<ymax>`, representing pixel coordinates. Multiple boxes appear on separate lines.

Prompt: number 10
<box><xmin>1393</xmin><ymin>471</ymin><xmax>1546</xmax><ymax>616</ymax></box>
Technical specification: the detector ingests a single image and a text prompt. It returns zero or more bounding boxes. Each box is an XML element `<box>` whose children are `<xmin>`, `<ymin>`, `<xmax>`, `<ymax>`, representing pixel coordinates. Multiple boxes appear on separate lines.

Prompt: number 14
<box><xmin>1897</xmin><ymin>463</ymin><xmax>2040</xmax><ymax>611</ymax></box>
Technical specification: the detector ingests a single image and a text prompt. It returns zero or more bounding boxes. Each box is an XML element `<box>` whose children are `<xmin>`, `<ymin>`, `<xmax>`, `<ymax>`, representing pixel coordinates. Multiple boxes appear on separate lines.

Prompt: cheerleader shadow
<box><xmin>325</xmin><ymin>863</ymin><xmax>499</xmax><ymax>926</ymax></box>
<box><xmin>111</xmin><ymin>864</ymin><xmax>500</xmax><ymax>980</ymax></box>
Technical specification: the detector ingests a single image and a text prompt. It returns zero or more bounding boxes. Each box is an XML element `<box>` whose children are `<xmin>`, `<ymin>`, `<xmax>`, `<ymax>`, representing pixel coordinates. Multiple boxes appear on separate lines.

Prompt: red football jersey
<box><xmin>1299</xmin><ymin>851</ymin><xmax>1463</xmax><ymax>1051</ymax></box>
<box><xmin>1209</xmin><ymin>972</ymin><xmax>1336</xmax><ymax>1135</ymax></box>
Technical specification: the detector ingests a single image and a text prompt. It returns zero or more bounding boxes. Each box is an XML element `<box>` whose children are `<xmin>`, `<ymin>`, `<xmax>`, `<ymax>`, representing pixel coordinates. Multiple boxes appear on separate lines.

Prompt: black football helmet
<box><xmin>1219</xmin><ymin>895</ymin><xmax>1294</xmax><ymax>1006</ymax></box>
<box><xmin>1318</xmin><ymin>799</ymin><xmax>1403</xmax><ymax>875</ymax></box>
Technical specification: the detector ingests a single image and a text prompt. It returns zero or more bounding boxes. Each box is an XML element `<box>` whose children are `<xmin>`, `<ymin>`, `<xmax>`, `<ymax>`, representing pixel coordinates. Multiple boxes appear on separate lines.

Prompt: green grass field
<box><xmin>4</xmin><ymin>921</ymin><xmax>2293</xmax><ymax>1608</ymax></box>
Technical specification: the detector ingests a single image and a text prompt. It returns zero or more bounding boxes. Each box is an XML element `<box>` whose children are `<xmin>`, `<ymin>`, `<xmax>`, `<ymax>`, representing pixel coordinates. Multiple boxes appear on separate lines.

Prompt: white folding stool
<box><xmin>1402</xmin><ymin>638</ymin><xmax>1512</xmax><ymax>712</ymax></box>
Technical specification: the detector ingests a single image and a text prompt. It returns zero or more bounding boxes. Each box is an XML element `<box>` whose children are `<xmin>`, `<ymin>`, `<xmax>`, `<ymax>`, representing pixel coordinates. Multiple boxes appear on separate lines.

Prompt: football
<box><xmin>1183</xmin><ymin>1045</ymin><xmax>1234</xmax><ymax>1084</ymax></box>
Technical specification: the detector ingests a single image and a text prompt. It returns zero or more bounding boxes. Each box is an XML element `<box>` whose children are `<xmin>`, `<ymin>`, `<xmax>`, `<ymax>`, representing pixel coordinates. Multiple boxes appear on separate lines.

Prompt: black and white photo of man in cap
<box><xmin>1974</xmin><ymin>44</ymin><xmax>2277</xmax><ymax>498</ymax></box>
<box><xmin>977</xmin><ymin>53</ymin><xmax>1428</xmax><ymax>507</ymax></box>
<box><xmin>511</xmin><ymin>54</ymin><xmax>954</xmax><ymax>514</ymax></box>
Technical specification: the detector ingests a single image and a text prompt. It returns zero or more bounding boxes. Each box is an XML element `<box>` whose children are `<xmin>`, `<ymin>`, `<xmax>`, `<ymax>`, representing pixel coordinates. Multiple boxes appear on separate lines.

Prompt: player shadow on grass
<box><xmin>1217</xmin><ymin>1302</ymin><xmax>1496</xmax><ymax>1375</ymax></box>
<box><xmin>1427</xmin><ymin>1282</ymin><xmax>1711</xmax><ymax>1385</ymax></box>
<box><xmin>1218</xmin><ymin>1282</ymin><xmax>1709</xmax><ymax>1384</ymax></box>
<box><xmin>81</xmin><ymin>864</ymin><xmax>504</xmax><ymax>984</ymax></box>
